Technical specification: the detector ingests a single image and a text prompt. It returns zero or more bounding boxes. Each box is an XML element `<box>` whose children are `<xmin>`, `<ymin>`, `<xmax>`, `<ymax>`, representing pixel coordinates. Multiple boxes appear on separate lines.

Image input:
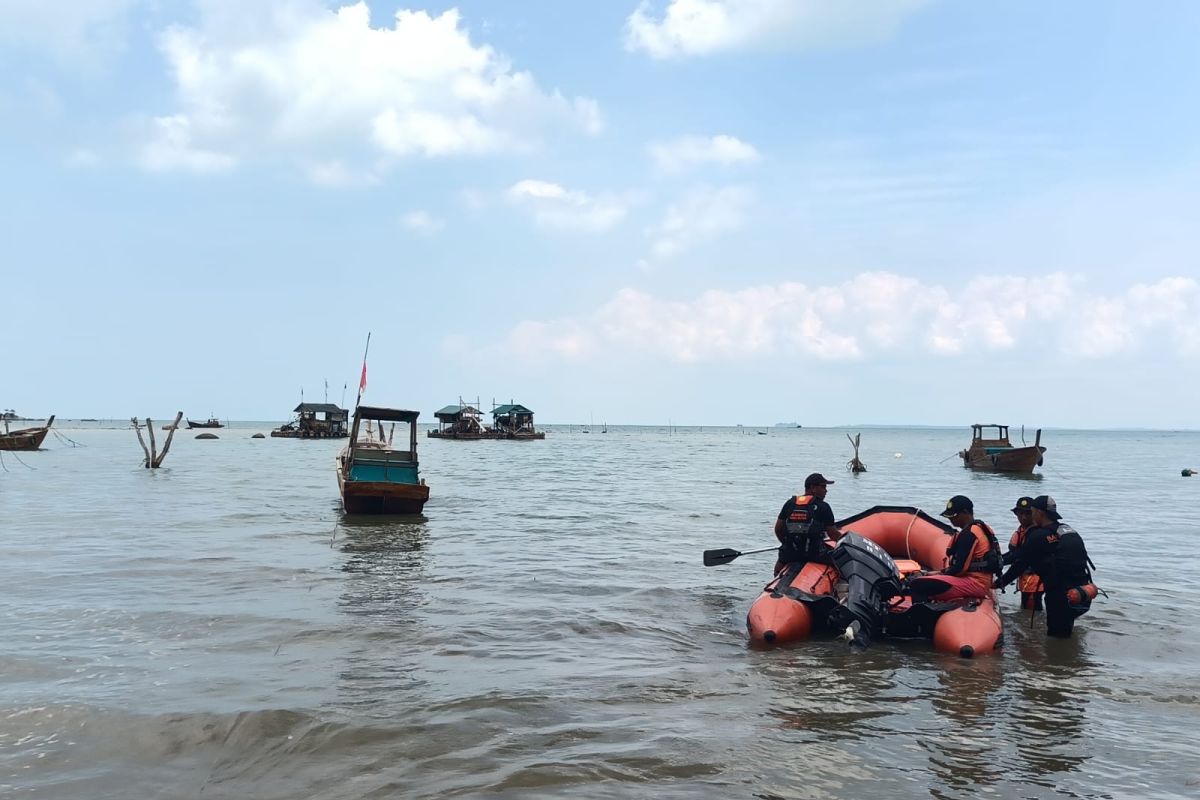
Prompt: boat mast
<box><xmin>349</xmin><ymin>332</ymin><xmax>372</xmax><ymax>457</ymax></box>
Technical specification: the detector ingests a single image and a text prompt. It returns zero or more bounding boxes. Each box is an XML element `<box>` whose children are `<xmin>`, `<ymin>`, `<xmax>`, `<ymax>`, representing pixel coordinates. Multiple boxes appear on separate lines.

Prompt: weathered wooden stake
<box><xmin>132</xmin><ymin>417</ymin><xmax>152</xmax><ymax>466</ymax></box>
<box><xmin>154</xmin><ymin>412</ymin><xmax>183</xmax><ymax>467</ymax></box>
<box><xmin>132</xmin><ymin>411</ymin><xmax>184</xmax><ymax>468</ymax></box>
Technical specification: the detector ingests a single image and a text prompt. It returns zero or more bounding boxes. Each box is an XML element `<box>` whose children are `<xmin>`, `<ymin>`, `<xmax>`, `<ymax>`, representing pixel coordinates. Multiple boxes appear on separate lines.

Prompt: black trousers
<box><xmin>1045</xmin><ymin>588</ymin><xmax>1089</xmax><ymax>637</ymax></box>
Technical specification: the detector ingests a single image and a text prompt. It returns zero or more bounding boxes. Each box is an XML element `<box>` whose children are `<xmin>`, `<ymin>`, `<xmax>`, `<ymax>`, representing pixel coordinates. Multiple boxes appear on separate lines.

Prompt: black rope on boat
<box><xmin>52</xmin><ymin>430</ymin><xmax>85</xmax><ymax>447</ymax></box>
<box><xmin>0</xmin><ymin>450</ymin><xmax>36</xmax><ymax>471</ymax></box>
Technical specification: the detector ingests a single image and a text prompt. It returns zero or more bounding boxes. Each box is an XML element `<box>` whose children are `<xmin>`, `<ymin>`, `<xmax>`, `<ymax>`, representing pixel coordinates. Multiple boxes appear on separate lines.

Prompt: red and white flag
<box><xmin>359</xmin><ymin>360</ymin><xmax>368</xmax><ymax>393</ymax></box>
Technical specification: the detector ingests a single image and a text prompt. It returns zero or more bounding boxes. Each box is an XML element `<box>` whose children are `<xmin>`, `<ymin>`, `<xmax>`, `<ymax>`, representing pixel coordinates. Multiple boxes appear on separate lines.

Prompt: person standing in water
<box><xmin>995</xmin><ymin>496</ymin><xmax>1097</xmax><ymax>638</ymax></box>
<box><xmin>1002</xmin><ymin>496</ymin><xmax>1044</xmax><ymax>611</ymax></box>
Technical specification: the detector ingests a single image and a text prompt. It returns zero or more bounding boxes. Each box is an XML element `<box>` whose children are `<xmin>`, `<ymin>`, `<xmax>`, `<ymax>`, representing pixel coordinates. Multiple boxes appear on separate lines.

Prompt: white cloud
<box><xmin>507</xmin><ymin>179</ymin><xmax>633</xmax><ymax>232</ymax></box>
<box><xmin>648</xmin><ymin>134</ymin><xmax>760</xmax><ymax>174</ymax></box>
<box><xmin>0</xmin><ymin>0</ymin><xmax>137</xmax><ymax>64</ymax></box>
<box><xmin>141</xmin><ymin>2</ymin><xmax>600</xmax><ymax>175</ymax></box>
<box><xmin>400</xmin><ymin>210</ymin><xmax>445</xmax><ymax>233</ymax></box>
<box><xmin>645</xmin><ymin>185</ymin><xmax>750</xmax><ymax>261</ymax></box>
<box><xmin>625</xmin><ymin>0</ymin><xmax>931</xmax><ymax>59</ymax></box>
<box><xmin>496</xmin><ymin>273</ymin><xmax>1200</xmax><ymax>364</ymax></box>
<box><xmin>139</xmin><ymin>114</ymin><xmax>235</xmax><ymax>173</ymax></box>
<box><xmin>306</xmin><ymin>160</ymin><xmax>380</xmax><ymax>187</ymax></box>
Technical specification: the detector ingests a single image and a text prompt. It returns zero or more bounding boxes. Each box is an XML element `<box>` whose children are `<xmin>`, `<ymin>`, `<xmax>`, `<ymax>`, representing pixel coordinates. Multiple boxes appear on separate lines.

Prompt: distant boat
<box><xmin>958</xmin><ymin>424</ymin><xmax>1045</xmax><ymax>473</ymax></box>
<box><xmin>337</xmin><ymin>405</ymin><xmax>429</xmax><ymax>515</ymax></box>
<box><xmin>186</xmin><ymin>417</ymin><xmax>224</xmax><ymax>429</ymax></box>
<box><xmin>0</xmin><ymin>415</ymin><xmax>55</xmax><ymax>451</ymax></box>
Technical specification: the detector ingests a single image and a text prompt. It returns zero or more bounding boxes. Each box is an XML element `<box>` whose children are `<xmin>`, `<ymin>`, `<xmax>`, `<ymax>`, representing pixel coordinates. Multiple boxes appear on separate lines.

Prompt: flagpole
<box><xmin>354</xmin><ymin>332</ymin><xmax>371</xmax><ymax>412</ymax></box>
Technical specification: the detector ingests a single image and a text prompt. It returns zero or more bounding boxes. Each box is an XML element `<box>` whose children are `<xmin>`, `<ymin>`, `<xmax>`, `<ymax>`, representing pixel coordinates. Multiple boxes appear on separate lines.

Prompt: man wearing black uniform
<box><xmin>773</xmin><ymin>472</ymin><xmax>842</xmax><ymax>573</ymax></box>
<box><xmin>994</xmin><ymin>495</ymin><xmax>1096</xmax><ymax>638</ymax></box>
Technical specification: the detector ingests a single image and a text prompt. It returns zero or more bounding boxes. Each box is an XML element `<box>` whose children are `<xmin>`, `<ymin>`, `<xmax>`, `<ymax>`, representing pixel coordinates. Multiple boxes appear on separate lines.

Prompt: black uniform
<box><xmin>996</xmin><ymin>522</ymin><xmax>1093</xmax><ymax>637</ymax></box>
<box><xmin>775</xmin><ymin>495</ymin><xmax>836</xmax><ymax>566</ymax></box>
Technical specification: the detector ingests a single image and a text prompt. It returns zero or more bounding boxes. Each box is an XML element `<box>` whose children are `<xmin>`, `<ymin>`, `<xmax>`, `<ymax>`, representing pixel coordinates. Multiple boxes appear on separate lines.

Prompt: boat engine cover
<box><xmin>829</xmin><ymin>533</ymin><xmax>905</xmax><ymax>649</ymax></box>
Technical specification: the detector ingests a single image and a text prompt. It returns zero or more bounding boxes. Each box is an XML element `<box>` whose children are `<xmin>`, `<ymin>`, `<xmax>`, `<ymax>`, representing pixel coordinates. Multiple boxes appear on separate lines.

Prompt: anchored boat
<box><xmin>0</xmin><ymin>415</ymin><xmax>55</xmax><ymax>451</ymax></box>
<box><xmin>959</xmin><ymin>424</ymin><xmax>1045</xmax><ymax>473</ymax></box>
<box><xmin>336</xmin><ymin>405</ymin><xmax>429</xmax><ymax>514</ymax></box>
<box><xmin>737</xmin><ymin>506</ymin><xmax>1003</xmax><ymax>657</ymax></box>
<box><xmin>186</xmin><ymin>417</ymin><xmax>224</xmax><ymax>429</ymax></box>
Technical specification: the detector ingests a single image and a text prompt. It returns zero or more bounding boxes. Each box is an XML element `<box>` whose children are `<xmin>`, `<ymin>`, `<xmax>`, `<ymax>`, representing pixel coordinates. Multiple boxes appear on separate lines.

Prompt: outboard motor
<box><xmin>828</xmin><ymin>533</ymin><xmax>904</xmax><ymax>650</ymax></box>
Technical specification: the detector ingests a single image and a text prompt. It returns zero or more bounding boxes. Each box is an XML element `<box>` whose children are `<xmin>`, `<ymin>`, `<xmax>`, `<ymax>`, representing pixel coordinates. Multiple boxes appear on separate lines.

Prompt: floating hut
<box><xmin>491</xmin><ymin>403</ymin><xmax>545</xmax><ymax>440</ymax></box>
<box><xmin>271</xmin><ymin>403</ymin><xmax>349</xmax><ymax>438</ymax></box>
<box><xmin>428</xmin><ymin>403</ymin><xmax>489</xmax><ymax>439</ymax></box>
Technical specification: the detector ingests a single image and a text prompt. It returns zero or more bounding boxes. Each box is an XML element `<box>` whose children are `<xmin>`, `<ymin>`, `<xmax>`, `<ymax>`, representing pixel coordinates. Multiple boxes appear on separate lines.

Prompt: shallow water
<box><xmin>2</xmin><ymin>423</ymin><xmax>1198</xmax><ymax>798</ymax></box>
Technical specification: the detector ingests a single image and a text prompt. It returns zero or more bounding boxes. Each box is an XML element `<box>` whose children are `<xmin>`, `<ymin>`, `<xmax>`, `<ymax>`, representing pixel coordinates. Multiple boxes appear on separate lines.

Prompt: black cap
<box><xmin>940</xmin><ymin>495</ymin><xmax>973</xmax><ymax>517</ymax></box>
<box><xmin>804</xmin><ymin>472</ymin><xmax>835</xmax><ymax>489</ymax></box>
<box><xmin>1012</xmin><ymin>496</ymin><xmax>1034</xmax><ymax>514</ymax></box>
<box><xmin>1030</xmin><ymin>495</ymin><xmax>1062</xmax><ymax>520</ymax></box>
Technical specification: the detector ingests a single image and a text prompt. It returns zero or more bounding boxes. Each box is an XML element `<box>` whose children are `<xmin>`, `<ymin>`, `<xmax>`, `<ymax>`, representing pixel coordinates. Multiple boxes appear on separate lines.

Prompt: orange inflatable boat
<box><xmin>743</xmin><ymin>506</ymin><xmax>1004</xmax><ymax>658</ymax></box>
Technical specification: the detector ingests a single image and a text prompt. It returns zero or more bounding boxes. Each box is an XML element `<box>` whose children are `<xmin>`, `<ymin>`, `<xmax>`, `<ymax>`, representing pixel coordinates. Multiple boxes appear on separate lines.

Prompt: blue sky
<box><xmin>2</xmin><ymin>0</ymin><xmax>1198</xmax><ymax>427</ymax></box>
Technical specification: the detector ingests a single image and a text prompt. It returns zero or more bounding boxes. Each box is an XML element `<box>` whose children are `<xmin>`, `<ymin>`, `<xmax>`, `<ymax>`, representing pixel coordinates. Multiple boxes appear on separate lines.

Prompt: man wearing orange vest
<box><xmin>1002</xmin><ymin>496</ymin><xmax>1044</xmax><ymax>611</ymax></box>
<box><xmin>995</xmin><ymin>496</ymin><xmax>1097</xmax><ymax>638</ymax></box>
<box><xmin>908</xmin><ymin>495</ymin><xmax>1001</xmax><ymax>601</ymax></box>
<box><xmin>772</xmin><ymin>472</ymin><xmax>843</xmax><ymax>574</ymax></box>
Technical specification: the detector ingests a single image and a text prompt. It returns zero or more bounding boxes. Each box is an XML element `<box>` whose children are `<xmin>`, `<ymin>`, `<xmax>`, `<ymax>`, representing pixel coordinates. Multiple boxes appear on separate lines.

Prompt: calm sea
<box><xmin>2</xmin><ymin>423</ymin><xmax>1198</xmax><ymax>799</ymax></box>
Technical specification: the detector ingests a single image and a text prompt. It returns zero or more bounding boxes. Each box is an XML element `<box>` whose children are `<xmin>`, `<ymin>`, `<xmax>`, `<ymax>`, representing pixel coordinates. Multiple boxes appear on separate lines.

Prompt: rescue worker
<box><xmin>1002</xmin><ymin>496</ymin><xmax>1044</xmax><ymax>611</ymax></box>
<box><xmin>995</xmin><ymin>495</ymin><xmax>1097</xmax><ymax>638</ymax></box>
<box><xmin>908</xmin><ymin>495</ymin><xmax>1002</xmax><ymax>601</ymax></box>
<box><xmin>773</xmin><ymin>473</ymin><xmax>842</xmax><ymax>573</ymax></box>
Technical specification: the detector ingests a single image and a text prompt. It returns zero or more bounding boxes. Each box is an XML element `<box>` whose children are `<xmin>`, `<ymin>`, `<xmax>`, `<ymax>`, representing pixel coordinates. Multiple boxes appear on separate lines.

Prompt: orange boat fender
<box><xmin>1066</xmin><ymin>583</ymin><xmax>1099</xmax><ymax>606</ymax></box>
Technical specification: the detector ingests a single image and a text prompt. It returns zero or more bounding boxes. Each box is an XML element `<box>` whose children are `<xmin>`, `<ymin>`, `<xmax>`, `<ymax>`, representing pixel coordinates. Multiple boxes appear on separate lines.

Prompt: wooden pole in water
<box><xmin>153</xmin><ymin>412</ymin><xmax>184</xmax><ymax>467</ymax></box>
<box><xmin>132</xmin><ymin>418</ymin><xmax>152</xmax><ymax>467</ymax></box>
<box><xmin>146</xmin><ymin>418</ymin><xmax>159</xmax><ymax>466</ymax></box>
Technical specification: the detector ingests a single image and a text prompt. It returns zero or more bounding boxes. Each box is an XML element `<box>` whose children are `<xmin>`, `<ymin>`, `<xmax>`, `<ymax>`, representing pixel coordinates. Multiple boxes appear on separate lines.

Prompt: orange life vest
<box><xmin>946</xmin><ymin>520</ymin><xmax>1001</xmax><ymax>592</ymax></box>
<box><xmin>1009</xmin><ymin>525</ymin><xmax>1044</xmax><ymax>594</ymax></box>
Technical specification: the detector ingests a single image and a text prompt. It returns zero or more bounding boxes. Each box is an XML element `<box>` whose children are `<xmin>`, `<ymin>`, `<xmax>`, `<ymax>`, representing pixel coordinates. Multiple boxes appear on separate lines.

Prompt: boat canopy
<box><xmin>356</xmin><ymin>406</ymin><xmax>420</xmax><ymax>423</ymax></box>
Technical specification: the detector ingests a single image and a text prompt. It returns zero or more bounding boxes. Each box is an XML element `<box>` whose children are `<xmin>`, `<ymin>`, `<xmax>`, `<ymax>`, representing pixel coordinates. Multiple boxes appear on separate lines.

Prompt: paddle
<box><xmin>703</xmin><ymin>545</ymin><xmax>778</xmax><ymax>567</ymax></box>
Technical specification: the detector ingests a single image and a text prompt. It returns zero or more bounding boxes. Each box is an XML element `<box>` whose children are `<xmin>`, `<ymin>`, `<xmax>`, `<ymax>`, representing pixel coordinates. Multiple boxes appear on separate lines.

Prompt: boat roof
<box><xmin>435</xmin><ymin>404</ymin><xmax>480</xmax><ymax>415</ymax></box>
<box><xmin>493</xmin><ymin>404</ymin><xmax>533</xmax><ymax>415</ymax></box>
<box><xmin>295</xmin><ymin>403</ymin><xmax>346</xmax><ymax>414</ymax></box>
<box><xmin>356</xmin><ymin>405</ymin><xmax>420</xmax><ymax>423</ymax></box>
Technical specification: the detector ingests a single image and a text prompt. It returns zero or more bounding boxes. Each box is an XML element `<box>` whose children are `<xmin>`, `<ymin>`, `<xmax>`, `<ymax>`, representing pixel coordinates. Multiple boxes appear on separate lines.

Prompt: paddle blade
<box><xmin>703</xmin><ymin>548</ymin><xmax>741</xmax><ymax>567</ymax></box>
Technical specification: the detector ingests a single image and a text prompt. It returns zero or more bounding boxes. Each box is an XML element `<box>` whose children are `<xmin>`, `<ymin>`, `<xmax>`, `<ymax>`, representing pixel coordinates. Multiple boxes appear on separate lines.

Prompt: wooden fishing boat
<box><xmin>958</xmin><ymin>424</ymin><xmax>1045</xmax><ymax>473</ymax></box>
<box><xmin>186</xmin><ymin>417</ymin><xmax>224</xmax><ymax>429</ymax></box>
<box><xmin>0</xmin><ymin>415</ymin><xmax>55</xmax><ymax>451</ymax></box>
<box><xmin>336</xmin><ymin>405</ymin><xmax>429</xmax><ymax>514</ymax></box>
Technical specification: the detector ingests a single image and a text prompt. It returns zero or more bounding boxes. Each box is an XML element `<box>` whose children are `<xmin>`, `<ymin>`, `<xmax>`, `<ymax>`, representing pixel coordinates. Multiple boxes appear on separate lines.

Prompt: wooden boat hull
<box><xmin>271</xmin><ymin>429</ymin><xmax>347</xmax><ymax>438</ymax></box>
<box><xmin>961</xmin><ymin>445</ymin><xmax>1045</xmax><ymax>473</ymax></box>
<box><xmin>0</xmin><ymin>416</ymin><xmax>54</xmax><ymax>451</ymax></box>
<box><xmin>745</xmin><ymin>506</ymin><xmax>1003</xmax><ymax>657</ymax></box>
<box><xmin>187</xmin><ymin>419</ymin><xmax>224</xmax><ymax>429</ymax></box>
<box><xmin>337</xmin><ymin>473</ymin><xmax>429</xmax><ymax>514</ymax></box>
<box><xmin>428</xmin><ymin>430</ymin><xmax>545</xmax><ymax>440</ymax></box>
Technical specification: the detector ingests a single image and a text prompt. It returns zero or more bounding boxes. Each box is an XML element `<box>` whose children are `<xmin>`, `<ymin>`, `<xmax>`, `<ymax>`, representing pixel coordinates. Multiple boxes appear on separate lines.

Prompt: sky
<box><xmin>2</xmin><ymin>0</ymin><xmax>1198</xmax><ymax>428</ymax></box>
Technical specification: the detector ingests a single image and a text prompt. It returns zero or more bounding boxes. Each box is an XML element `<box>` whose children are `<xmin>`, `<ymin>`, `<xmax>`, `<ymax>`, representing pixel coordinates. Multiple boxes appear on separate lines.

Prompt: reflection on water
<box><xmin>334</xmin><ymin>516</ymin><xmax>432</xmax><ymax>711</ymax></box>
<box><xmin>925</xmin><ymin>656</ymin><xmax>1005</xmax><ymax>796</ymax></box>
<box><xmin>1003</xmin><ymin>625</ymin><xmax>1094</xmax><ymax>787</ymax></box>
